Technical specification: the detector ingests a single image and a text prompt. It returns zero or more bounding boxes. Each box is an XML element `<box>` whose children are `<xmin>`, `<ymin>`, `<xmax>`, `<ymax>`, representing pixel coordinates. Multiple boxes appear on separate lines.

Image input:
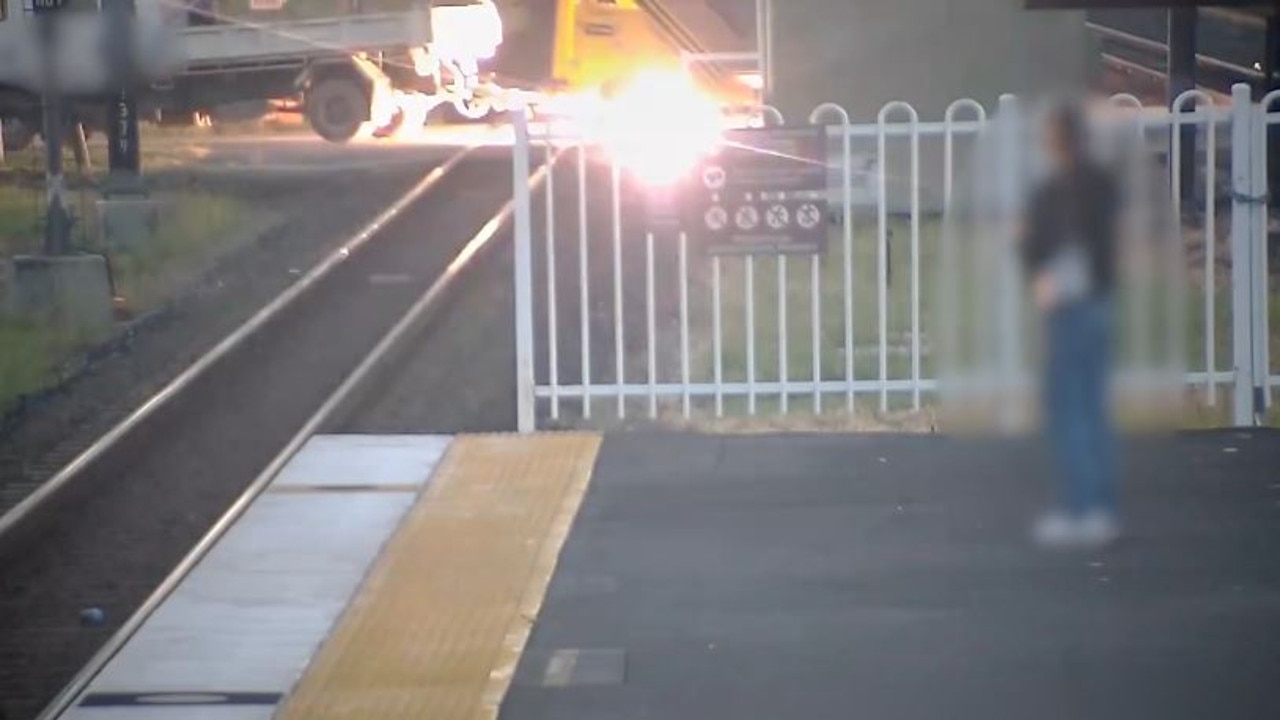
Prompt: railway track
<box><xmin>1087</xmin><ymin>9</ymin><xmax>1270</xmax><ymax>102</ymax></box>
<box><xmin>0</xmin><ymin>147</ymin><xmax>547</xmax><ymax>720</ymax></box>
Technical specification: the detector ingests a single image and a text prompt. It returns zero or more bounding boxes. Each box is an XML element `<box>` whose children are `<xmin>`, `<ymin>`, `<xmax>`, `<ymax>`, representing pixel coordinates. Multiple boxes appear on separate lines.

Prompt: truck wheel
<box><xmin>2</xmin><ymin>117</ymin><xmax>36</xmax><ymax>153</ymax></box>
<box><xmin>449</xmin><ymin>95</ymin><xmax>492</xmax><ymax>122</ymax></box>
<box><xmin>306</xmin><ymin>78</ymin><xmax>370</xmax><ymax>143</ymax></box>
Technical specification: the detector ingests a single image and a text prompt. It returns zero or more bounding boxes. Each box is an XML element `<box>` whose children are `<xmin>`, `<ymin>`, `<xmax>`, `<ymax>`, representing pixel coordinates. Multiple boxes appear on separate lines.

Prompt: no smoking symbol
<box><xmin>735</xmin><ymin>205</ymin><xmax>759</xmax><ymax>230</ymax></box>
<box><xmin>797</xmin><ymin>203</ymin><xmax>822</xmax><ymax>230</ymax></box>
<box><xmin>766</xmin><ymin>204</ymin><xmax>790</xmax><ymax>230</ymax></box>
<box><xmin>703</xmin><ymin>166</ymin><xmax>726</xmax><ymax>190</ymax></box>
<box><xmin>705</xmin><ymin>205</ymin><xmax>728</xmax><ymax>231</ymax></box>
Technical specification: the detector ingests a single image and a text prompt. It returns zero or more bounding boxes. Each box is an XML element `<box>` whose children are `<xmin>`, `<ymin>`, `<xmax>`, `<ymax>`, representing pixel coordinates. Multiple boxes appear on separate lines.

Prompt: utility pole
<box><xmin>755</xmin><ymin>0</ymin><xmax>772</xmax><ymax>103</ymax></box>
<box><xmin>36</xmin><ymin>0</ymin><xmax>72</xmax><ymax>256</ymax></box>
<box><xmin>104</xmin><ymin>0</ymin><xmax>143</xmax><ymax>195</ymax></box>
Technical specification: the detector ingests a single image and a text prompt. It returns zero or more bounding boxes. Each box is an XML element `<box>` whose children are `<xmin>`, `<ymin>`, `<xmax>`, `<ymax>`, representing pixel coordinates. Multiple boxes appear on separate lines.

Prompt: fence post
<box><xmin>513</xmin><ymin>108</ymin><xmax>537</xmax><ymax>433</ymax></box>
<box><xmin>1248</xmin><ymin>92</ymin><xmax>1271</xmax><ymax>421</ymax></box>
<box><xmin>1229</xmin><ymin>84</ymin><xmax>1257</xmax><ymax>426</ymax></box>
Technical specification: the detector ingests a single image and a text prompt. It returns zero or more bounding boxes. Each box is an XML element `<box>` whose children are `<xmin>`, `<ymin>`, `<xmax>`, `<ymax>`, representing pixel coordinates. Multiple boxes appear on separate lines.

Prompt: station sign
<box><xmin>686</xmin><ymin>127</ymin><xmax>828</xmax><ymax>255</ymax></box>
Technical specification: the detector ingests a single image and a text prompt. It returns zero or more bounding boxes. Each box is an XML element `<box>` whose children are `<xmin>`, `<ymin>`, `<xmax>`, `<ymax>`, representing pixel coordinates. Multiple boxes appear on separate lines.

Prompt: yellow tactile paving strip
<box><xmin>275</xmin><ymin>433</ymin><xmax>601</xmax><ymax>720</ymax></box>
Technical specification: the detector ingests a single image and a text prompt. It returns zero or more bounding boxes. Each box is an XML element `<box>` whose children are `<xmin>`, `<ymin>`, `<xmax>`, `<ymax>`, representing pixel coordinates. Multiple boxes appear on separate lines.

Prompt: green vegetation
<box><xmin>698</xmin><ymin>217</ymin><xmax>963</xmax><ymax>420</ymax></box>
<box><xmin>1</xmin><ymin>166</ymin><xmax>247</xmax><ymax>414</ymax></box>
<box><xmin>108</xmin><ymin>191</ymin><xmax>244</xmax><ymax>312</ymax></box>
<box><xmin>0</xmin><ymin>183</ymin><xmax>43</xmax><ymax>257</ymax></box>
<box><xmin>0</xmin><ymin>317</ymin><xmax>83</xmax><ymax>414</ymax></box>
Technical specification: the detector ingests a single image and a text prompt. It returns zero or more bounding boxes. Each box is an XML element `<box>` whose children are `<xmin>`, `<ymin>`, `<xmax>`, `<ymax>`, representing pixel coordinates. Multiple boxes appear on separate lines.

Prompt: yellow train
<box><xmin>496</xmin><ymin>0</ymin><xmax>759</xmax><ymax>110</ymax></box>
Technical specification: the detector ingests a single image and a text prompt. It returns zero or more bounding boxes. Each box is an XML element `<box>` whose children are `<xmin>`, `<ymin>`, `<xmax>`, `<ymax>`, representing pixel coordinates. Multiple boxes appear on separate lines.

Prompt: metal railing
<box><xmin>512</xmin><ymin>84</ymin><xmax>1276</xmax><ymax>430</ymax></box>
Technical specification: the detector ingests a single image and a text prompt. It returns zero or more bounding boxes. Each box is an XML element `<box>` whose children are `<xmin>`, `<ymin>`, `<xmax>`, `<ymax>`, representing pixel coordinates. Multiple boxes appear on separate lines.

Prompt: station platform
<box><xmin>58</xmin><ymin>430</ymin><xmax>1280</xmax><ymax>720</ymax></box>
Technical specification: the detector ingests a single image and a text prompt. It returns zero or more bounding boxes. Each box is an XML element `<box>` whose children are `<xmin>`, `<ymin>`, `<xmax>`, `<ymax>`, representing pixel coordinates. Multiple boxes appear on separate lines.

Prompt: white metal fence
<box><xmin>511</xmin><ymin>84</ymin><xmax>1278</xmax><ymax>432</ymax></box>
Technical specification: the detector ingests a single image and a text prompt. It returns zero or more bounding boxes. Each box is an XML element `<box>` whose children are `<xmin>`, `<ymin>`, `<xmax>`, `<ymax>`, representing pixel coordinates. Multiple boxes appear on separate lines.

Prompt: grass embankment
<box><xmin>0</xmin><ymin>150</ymin><xmax>246</xmax><ymax>414</ymax></box>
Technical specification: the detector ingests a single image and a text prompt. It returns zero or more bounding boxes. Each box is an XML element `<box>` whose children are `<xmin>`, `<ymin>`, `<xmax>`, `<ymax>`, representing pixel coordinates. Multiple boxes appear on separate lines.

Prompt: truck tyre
<box><xmin>306</xmin><ymin>77</ymin><xmax>370</xmax><ymax>143</ymax></box>
<box><xmin>2</xmin><ymin>117</ymin><xmax>36</xmax><ymax>153</ymax></box>
<box><xmin>448</xmin><ymin>95</ymin><xmax>492</xmax><ymax>123</ymax></box>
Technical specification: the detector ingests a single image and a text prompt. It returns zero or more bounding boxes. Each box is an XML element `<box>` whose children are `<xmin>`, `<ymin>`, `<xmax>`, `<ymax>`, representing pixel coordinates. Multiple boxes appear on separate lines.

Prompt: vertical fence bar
<box><xmin>806</xmin><ymin>107</ymin><xmax>855</xmax><ymax>413</ymax></box>
<box><xmin>1171</xmin><ymin>94</ymin><xmax>1209</xmax><ymax>402</ymax></box>
<box><xmin>941</xmin><ymin>101</ymin><xmax>986</xmax><ymax>408</ymax></box>
<box><xmin>512</xmin><ymin>109</ymin><xmax>536</xmax><ymax>433</ymax></box>
<box><xmin>714</xmin><ymin>255</ymin><xmax>725</xmax><ymax>417</ymax></box>
<box><xmin>1127</xmin><ymin>113</ymin><xmax>1151</xmax><ymax>373</ymax></box>
<box><xmin>612</xmin><ymin>160</ymin><xmax>625</xmax><ymax>419</ymax></box>
<box><xmin>778</xmin><ymin>256</ymin><xmax>789</xmax><ymax>413</ymax></box>
<box><xmin>747</xmin><ymin>256</ymin><xmax>758</xmax><ymax>415</ymax></box>
<box><xmin>1260</xmin><ymin>91</ymin><xmax>1280</xmax><ymax>404</ymax></box>
<box><xmin>943</xmin><ymin>112</ymin><xmax>958</xmax><ymax>407</ymax></box>
<box><xmin>1229</xmin><ymin>84</ymin><xmax>1255</xmax><ymax>426</ymax></box>
<box><xmin>646</xmin><ymin>232</ymin><xmax>658</xmax><ymax>419</ymax></box>
<box><xmin>811</xmin><ymin>254</ymin><xmax>822</xmax><ymax>413</ymax></box>
<box><xmin>877</xmin><ymin>120</ymin><xmax>890</xmax><ymax>413</ymax></box>
<box><xmin>841</xmin><ymin>126</ymin><xmax>855</xmax><ymax>412</ymax></box>
<box><xmin>909</xmin><ymin>119</ymin><xmax>922</xmax><ymax>410</ymax></box>
<box><xmin>680</xmin><ymin>232</ymin><xmax>692</xmax><ymax>418</ymax></box>
<box><xmin>544</xmin><ymin>135</ymin><xmax>560</xmax><ymax>420</ymax></box>
<box><xmin>1131</xmin><ymin>110</ymin><xmax>1152</xmax><ymax>376</ymax></box>
<box><xmin>1167</xmin><ymin>127</ymin><xmax>1190</xmax><ymax>401</ymax></box>
<box><xmin>995</xmin><ymin>94</ymin><xmax>1022</xmax><ymax>431</ymax></box>
<box><xmin>1205</xmin><ymin>107</ymin><xmax>1219</xmax><ymax>403</ymax></box>
<box><xmin>578</xmin><ymin>142</ymin><xmax>592</xmax><ymax>419</ymax></box>
<box><xmin>1249</xmin><ymin>100</ymin><xmax>1270</xmax><ymax>419</ymax></box>
<box><xmin>876</xmin><ymin>102</ymin><xmax>920</xmax><ymax>413</ymax></box>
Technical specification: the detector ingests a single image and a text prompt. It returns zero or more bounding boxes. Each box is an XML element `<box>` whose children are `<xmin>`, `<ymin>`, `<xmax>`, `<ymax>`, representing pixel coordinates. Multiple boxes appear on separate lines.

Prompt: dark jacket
<box><xmin>1021</xmin><ymin>161</ymin><xmax>1120</xmax><ymax>299</ymax></box>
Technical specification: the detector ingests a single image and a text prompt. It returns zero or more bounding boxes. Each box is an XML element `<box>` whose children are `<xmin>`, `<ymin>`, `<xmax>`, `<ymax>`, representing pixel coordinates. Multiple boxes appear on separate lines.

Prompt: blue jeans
<box><xmin>1045</xmin><ymin>297</ymin><xmax>1117</xmax><ymax>516</ymax></box>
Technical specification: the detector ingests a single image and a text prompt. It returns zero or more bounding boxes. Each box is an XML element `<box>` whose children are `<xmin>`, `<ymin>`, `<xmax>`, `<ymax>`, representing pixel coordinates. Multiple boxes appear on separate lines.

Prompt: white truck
<box><xmin>0</xmin><ymin>0</ymin><xmax>505</xmax><ymax>150</ymax></box>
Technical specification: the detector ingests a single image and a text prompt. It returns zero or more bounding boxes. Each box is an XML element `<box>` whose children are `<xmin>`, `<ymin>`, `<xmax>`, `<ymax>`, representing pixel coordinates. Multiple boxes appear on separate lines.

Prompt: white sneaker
<box><xmin>1032</xmin><ymin>512</ymin><xmax>1080</xmax><ymax>548</ymax></box>
<box><xmin>1076</xmin><ymin>510</ymin><xmax>1121</xmax><ymax>548</ymax></box>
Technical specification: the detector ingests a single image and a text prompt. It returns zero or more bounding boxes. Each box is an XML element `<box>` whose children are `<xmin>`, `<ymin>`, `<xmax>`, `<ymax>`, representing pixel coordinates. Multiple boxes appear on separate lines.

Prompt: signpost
<box><xmin>104</xmin><ymin>0</ymin><xmax>142</xmax><ymax>191</ymax></box>
<box><xmin>686</xmin><ymin>127</ymin><xmax>828</xmax><ymax>254</ymax></box>
<box><xmin>755</xmin><ymin>0</ymin><xmax>773</xmax><ymax>102</ymax></box>
<box><xmin>36</xmin><ymin>0</ymin><xmax>71</xmax><ymax>255</ymax></box>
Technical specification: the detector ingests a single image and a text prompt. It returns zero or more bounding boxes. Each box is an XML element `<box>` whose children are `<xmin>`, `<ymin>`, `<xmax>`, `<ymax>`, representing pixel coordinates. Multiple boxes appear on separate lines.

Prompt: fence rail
<box><xmin>512</xmin><ymin>84</ymin><xmax>1276</xmax><ymax>431</ymax></box>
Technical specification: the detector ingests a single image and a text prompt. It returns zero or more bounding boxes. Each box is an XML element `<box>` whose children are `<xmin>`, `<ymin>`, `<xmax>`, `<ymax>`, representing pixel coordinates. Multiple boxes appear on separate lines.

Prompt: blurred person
<box><xmin>1021</xmin><ymin>103</ymin><xmax>1121</xmax><ymax>549</ymax></box>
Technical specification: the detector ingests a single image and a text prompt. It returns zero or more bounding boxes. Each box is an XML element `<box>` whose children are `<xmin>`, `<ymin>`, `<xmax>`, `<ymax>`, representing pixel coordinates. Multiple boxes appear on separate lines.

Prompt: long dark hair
<box><xmin>1048</xmin><ymin>103</ymin><xmax>1089</xmax><ymax>170</ymax></box>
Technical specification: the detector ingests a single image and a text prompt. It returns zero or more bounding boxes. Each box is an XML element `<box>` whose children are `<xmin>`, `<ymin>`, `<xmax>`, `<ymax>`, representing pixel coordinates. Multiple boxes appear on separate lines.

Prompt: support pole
<box><xmin>1229</xmin><ymin>84</ymin><xmax>1255</xmax><ymax>427</ymax></box>
<box><xmin>755</xmin><ymin>0</ymin><xmax>773</xmax><ymax>103</ymax></box>
<box><xmin>512</xmin><ymin>108</ymin><xmax>536</xmax><ymax>433</ymax></box>
<box><xmin>1265</xmin><ymin>11</ymin><xmax>1280</xmax><ymax>192</ymax></box>
<box><xmin>104</xmin><ymin>0</ymin><xmax>143</xmax><ymax>196</ymax></box>
<box><xmin>39</xmin><ymin>8</ymin><xmax>72</xmax><ymax>256</ymax></box>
